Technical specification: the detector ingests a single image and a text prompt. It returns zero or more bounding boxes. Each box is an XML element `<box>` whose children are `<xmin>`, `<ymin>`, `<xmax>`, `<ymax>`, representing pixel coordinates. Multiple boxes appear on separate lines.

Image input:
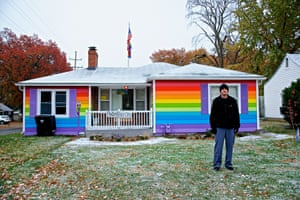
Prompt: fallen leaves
<box><xmin>0</xmin><ymin>134</ymin><xmax>299</xmax><ymax>199</ymax></box>
<box><xmin>2</xmin><ymin>159</ymin><xmax>67</xmax><ymax>199</ymax></box>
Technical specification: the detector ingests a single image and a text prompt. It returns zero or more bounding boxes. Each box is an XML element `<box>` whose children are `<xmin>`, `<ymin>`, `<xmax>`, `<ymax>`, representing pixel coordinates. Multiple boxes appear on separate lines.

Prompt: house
<box><xmin>16</xmin><ymin>47</ymin><xmax>265</xmax><ymax>136</ymax></box>
<box><xmin>264</xmin><ymin>54</ymin><xmax>300</xmax><ymax>119</ymax></box>
<box><xmin>0</xmin><ymin>103</ymin><xmax>13</xmax><ymax>119</ymax></box>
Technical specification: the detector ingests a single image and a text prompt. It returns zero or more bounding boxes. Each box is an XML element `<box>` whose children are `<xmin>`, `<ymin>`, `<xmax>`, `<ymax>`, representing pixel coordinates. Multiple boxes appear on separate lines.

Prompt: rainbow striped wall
<box><xmin>23</xmin><ymin>86</ymin><xmax>89</xmax><ymax>136</ymax></box>
<box><xmin>154</xmin><ymin>80</ymin><xmax>258</xmax><ymax>135</ymax></box>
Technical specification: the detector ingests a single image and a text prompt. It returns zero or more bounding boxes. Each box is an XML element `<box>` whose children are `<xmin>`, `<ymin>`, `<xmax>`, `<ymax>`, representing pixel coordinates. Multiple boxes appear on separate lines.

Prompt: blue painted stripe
<box><xmin>156</xmin><ymin>112</ymin><xmax>209</xmax><ymax>125</ymax></box>
<box><xmin>157</xmin><ymin>119</ymin><xmax>209</xmax><ymax>125</ymax></box>
<box><xmin>156</xmin><ymin>111</ymin><xmax>205</xmax><ymax>118</ymax></box>
<box><xmin>25</xmin><ymin>116</ymin><xmax>86</xmax><ymax>128</ymax></box>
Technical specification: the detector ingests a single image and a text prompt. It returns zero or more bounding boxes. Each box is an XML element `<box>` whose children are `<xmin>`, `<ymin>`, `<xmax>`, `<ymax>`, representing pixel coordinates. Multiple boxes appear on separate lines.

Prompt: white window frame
<box><xmin>208</xmin><ymin>83</ymin><xmax>241</xmax><ymax>114</ymax></box>
<box><xmin>99</xmin><ymin>88</ymin><xmax>111</xmax><ymax>111</ymax></box>
<box><xmin>37</xmin><ymin>89</ymin><xmax>69</xmax><ymax>117</ymax></box>
<box><xmin>134</xmin><ymin>88</ymin><xmax>147</xmax><ymax>110</ymax></box>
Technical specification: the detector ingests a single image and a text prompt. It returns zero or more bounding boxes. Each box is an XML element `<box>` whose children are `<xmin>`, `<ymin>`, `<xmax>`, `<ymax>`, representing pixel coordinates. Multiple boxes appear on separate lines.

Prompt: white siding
<box><xmin>264</xmin><ymin>54</ymin><xmax>300</xmax><ymax>118</ymax></box>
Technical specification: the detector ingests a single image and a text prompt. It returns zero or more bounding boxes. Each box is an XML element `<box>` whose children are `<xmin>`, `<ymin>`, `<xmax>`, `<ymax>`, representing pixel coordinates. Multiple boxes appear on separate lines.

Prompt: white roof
<box><xmin>16</xmin><ymin>62</ymin><xmax>265</xmax><ymax>86</ymax></box>
<box><xmin>148</xmin><ymin>63</ymin><xmax>265</xmax><ymax>80</ymax></box>
<box><xmin>287</xmin><ymin>53</ymin><xmax>300</xmax><ymax>66</ymax></box>
<box><xmin>0</xmin><ymin>103</ymin><xmax>13</xmax><ymax>112</ymax></box>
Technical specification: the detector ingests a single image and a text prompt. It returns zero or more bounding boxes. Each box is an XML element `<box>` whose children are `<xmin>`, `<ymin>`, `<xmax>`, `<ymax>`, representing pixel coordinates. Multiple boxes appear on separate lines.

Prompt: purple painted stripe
<box><xmin>25</xmin><ymin>128</ymin><xmax>36</xmax><ymax>132</ymax></box>
<box><xmin>154</xmin><ymin>125</ymin><xmax>258</xmax><ymax>136</ymax></box>
<box><xmin>156</xmin><ymin>123</ymin><xmax>257</xmax><ymax>134</ymax></box>
<box><xmin>24</xmin><ymin>127</ymin><xmax>82</xmax><ymax>136</ymax></box>
<box><xmin>56</xmin><ymin>127</ymin><xmax>84</xmax><ymax>133</ymax></box>
<box><xmin>30</xmin><ymin>89</ymin><xmax>37</xmax><ymax>117</ymax></box>
<box><xmin>240</xmin><ymin>127</ymin><xmax>258</xmax><ymax>132</ymax></box>
<box><xmin>154</xmin><ymin>132</ymin><xmax>199</xmax><ymax>136</ymax></box>
<box><xmin>241</xmin><ymin>84</ymin><xmax>248</xmax><ymax>114</ymax></box>
<box><xmin>201</xmin><ymin>84</ymin><xmax>208</xmax><ymax>114</ymax></box>
<box><xmin>69</xmin><ymin>89</ymin><xmax>77</xmax><ymax>117</ymax></box>
<box><xmin>156</xmin><ymin>124</ymin><xmax>210</xmax><ymax>134</ymax></box>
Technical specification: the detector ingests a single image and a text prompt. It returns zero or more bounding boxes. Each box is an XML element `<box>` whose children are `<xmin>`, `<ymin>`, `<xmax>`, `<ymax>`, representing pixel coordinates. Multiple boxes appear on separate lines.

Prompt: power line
<box><xmin>0</xmin><ymin>11</ymin><xmax>27</xmax><ymax>33</ymax></box>
<box><xmin>69</xmin><ymin>51</ymin><xmax>83</xmax><ymax>70</ymax></box>
<box><xmin>20</xmin><ymin>0</ymin><xmax>73</xmax><ymax>54</ymax></box>
<box><xmin>6</xmin><ymin>0</ymin><xmax>50</xmax><ymax>39</ymax></box>
<box><xmin>22</xmin><ymin>0</ymin><xmax>58</xmax><ymax>40</ymax></box>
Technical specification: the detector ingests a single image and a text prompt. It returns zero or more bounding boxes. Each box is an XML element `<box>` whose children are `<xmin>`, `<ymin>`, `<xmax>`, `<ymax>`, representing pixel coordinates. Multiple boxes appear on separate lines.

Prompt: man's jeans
<box><xmin>213</xmin><ymin>128</ymin><xmax>235</xmax><ymax>168</ymax></box>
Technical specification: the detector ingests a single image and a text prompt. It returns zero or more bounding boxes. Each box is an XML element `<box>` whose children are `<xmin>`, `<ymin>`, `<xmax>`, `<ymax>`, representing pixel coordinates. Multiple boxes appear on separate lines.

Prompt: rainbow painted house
<box><xmin>16</xmin><ymin>47</ymin><xmax>265</xmax><ymax>136</ymax></box>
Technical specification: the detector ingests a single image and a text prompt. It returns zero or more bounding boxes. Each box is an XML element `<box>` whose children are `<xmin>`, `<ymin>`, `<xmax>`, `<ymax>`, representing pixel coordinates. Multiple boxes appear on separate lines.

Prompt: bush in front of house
<box><xmin>280</xmin><ymin>79</ymin><xmax>300</xmax><ymax>129</ymax></box>
<box><xmin>89</xmin><ymin>134</ymin><xmax>150</xmax><ymax>142</ymax></box>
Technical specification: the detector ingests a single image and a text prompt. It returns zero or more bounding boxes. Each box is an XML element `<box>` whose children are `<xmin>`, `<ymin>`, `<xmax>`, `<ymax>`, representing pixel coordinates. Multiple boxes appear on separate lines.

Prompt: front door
<box><xmin>122</xmin><ymin>89</ymin><xmax>133</xmax><ymax>110</ymax></box>
<box><xmin>112</xmin><ymin>89</ymin><xmax>133</xmax><ymax>110</ymax></box>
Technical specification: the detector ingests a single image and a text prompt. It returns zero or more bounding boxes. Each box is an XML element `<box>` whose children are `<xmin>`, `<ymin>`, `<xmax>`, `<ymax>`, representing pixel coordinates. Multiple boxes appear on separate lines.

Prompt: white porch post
<box><xmin>88</xmin><ymin>85</ymin><xmax>91</xmax><ymax>111</ymax></box>
<box><xmin>152</xmin><ymin>80</ymin><xmax>156</xmax><ymax>133</ymax></box>
<box><xmin>256</xmin><ymin>80</ymin><xmax>260</xmax><ymax>130</ymax></box>
<box><xmin>88</xmin><ymin>85</ymin><xmax>92</xmax><ymax>129</ymax></box>
<box><xmin>22</xmin><ymin>86</ymin><xmax>26</xmax><ymax>134</ymax></box>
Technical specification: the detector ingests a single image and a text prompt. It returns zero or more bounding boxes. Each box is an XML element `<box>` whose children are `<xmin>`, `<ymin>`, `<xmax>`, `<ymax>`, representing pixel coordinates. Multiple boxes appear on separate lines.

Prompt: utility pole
<box><xmin>69</xmin><ymin>51</ymin><xmax>82</xmax><ymax>70</ymax></box>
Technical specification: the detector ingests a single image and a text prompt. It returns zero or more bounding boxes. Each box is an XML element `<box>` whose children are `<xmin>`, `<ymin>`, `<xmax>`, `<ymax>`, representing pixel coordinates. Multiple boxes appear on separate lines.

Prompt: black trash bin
<box><xmin>35</xmin><ymin>115</ymin><xmax>56</xmax><ymax>136</ymax></box>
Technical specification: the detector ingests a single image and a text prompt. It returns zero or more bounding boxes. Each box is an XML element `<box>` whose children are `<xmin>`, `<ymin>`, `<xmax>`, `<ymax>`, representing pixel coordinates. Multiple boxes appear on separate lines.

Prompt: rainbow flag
<box><xmin>127</xmin><ymin>26</ymin><xmax>132</xmax><ymax>58</ymax></box>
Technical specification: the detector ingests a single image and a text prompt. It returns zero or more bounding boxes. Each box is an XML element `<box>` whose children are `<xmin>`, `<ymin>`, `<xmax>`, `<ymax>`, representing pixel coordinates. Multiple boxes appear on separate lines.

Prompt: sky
<box><xmin>0</xmin><ymin>0</ymin><xmax>208</xmax><ymax>68</ymax></box>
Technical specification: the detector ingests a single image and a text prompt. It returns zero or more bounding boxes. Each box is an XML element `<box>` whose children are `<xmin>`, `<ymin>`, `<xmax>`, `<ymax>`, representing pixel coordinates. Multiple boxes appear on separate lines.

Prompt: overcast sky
<box><xmin>0</xmin><ymin>0</ymin><xmax>209</xmax><ymax>67</ymax></box>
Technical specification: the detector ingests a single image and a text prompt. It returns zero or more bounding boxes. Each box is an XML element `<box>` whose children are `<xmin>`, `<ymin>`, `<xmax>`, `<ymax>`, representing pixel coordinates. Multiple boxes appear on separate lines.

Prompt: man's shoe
<box><xmin>225</xmin><ymin>166</ymin><xmax>234</xmax><ymax>170</ymax></box>
<box><xmin>214</xmin><ymin>167</ymin><xmax>220</xmax><ymax>171</ymax></box>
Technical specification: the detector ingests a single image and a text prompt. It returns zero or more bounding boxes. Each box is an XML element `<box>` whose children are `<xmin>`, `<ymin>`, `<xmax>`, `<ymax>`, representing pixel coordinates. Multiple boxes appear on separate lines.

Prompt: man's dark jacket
<box><xmin>210</xmin><ymin>95</ymin><xmax>240</xmax><ymax>131</ymax></box>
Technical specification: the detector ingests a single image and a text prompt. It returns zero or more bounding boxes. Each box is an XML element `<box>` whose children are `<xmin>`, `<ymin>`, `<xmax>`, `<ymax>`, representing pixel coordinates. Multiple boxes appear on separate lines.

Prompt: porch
<box><xmin>85</xmin><ymin>110</ymin><xmax>153</xmax><ymax>137</ymax></box>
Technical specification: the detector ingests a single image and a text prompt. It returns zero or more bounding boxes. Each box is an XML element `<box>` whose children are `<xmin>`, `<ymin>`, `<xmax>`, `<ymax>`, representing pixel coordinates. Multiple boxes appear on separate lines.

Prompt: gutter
<box><xmin>147</xmin><ymin>76</ymin><xmax>266</xmax><ymax>81</ymax></box>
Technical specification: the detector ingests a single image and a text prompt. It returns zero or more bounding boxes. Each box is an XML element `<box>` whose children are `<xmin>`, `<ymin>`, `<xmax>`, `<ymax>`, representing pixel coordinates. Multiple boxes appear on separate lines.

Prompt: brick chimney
<box><xmin>88</xmin><ymin>46</ymin><xmax>98</xmax><ymax>69</ymax></box>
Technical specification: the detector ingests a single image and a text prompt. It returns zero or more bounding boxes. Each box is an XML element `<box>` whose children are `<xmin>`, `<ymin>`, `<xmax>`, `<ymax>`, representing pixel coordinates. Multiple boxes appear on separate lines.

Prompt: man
<box><xmin>210</xmin><ymin>84</ymin><xmax>240</xmax><ymax>171</ymax></box>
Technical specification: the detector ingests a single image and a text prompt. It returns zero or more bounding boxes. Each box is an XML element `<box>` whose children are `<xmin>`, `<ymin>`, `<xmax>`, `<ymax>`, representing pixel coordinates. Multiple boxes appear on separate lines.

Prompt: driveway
<box><xmin>0</xmin><ymin>122</ymin><xmax>22</xmax><ymax>135</ymax></box>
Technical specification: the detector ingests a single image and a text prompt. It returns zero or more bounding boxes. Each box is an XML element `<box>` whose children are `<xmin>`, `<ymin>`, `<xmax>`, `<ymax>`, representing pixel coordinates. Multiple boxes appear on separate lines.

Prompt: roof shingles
<box><xmin>16</xmin><ymin>63</ymin><xmax>265</xmax><ymax>86</ymax></box>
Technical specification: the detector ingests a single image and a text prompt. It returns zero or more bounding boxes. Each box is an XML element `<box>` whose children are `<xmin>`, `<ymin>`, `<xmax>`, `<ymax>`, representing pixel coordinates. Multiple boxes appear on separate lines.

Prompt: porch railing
<box><xmin>86</xmin><ymin>110</ymin><xmax>152</xmax><ymax>130</ymax></box>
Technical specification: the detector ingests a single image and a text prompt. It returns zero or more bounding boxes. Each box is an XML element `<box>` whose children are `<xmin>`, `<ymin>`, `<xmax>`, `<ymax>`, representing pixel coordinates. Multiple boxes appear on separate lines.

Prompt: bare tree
<box><xmin>186</xmin><ymin>0</ymin><xmax>237</xmax><ymax>68</ymax></box>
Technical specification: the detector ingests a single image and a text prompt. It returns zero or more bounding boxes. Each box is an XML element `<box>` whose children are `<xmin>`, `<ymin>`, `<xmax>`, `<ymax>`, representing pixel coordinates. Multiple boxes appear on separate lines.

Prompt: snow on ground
<box><xmin>238</xmin><ymin>132</ymin><xmax>293</xmax><ymax>141</ymax></box>
<box><xmin>65</xmin><ymin>132</ymin><xmax>293</xmax><ymax>146</ymax></box>
<box><xmin>66</xmin><ymin>137</ymin><xmax>178</xmax><ymax>146</ymax></box>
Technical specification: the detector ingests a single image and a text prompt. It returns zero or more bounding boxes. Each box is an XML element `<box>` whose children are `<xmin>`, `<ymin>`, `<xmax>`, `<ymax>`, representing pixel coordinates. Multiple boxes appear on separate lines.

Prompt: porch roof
<box><xmin>16</xmin><ymin>62</ymin><xmax>265</xmax><ymax>87</ymax></box>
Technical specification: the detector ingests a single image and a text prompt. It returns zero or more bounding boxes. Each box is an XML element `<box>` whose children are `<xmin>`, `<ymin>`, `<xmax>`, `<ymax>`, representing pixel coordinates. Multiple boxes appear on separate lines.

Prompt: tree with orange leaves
<box><xmin>0</xmin><ymin>28</ymin><xmax>71</xmax><ymax>110</ymax></box>
<box><xmin>150</xmin><ymin>48</ymin><xmax>189</xmax><ymax>66</ymax></box>
<box><xmin>150</xmin><ymin>48</ymin><xmax>217</xmax><ymax>66</ymax></box>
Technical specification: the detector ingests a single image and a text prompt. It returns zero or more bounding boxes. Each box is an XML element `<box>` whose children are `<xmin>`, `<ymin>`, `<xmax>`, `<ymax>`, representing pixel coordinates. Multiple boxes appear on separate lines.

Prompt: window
<box><xmin>55</xmin><ymin>91</ymin><xmax>67</xmax><ymax>114</ymax></box>
<box><xmin>39</xmin><ymin>90</ymin><xmax>68</xmax><ymax>116</ymax></box>
<box><xmin>40</xmin><ymin>91</ymin><xmax>52</xmax><ymax>114</ymax></box>
<box><xmin>135</xmin><ymin>89</ymin><xmax>145</xmax><ymax>110</ymax></box>
<box><xmin>100</xmin><ymin>89</ymin><xmax>110</xmax><ymax>110</ymax></box>
<box><xmin>208</xmin><ymin>84</ymin><xmax>240</xmax><ymax>113</ymax></box>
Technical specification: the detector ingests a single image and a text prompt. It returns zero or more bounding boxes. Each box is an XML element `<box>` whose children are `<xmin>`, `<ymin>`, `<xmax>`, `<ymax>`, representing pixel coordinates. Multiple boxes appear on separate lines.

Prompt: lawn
<box><xmin>0</xmin><ymin>122</ymin><xmax>299</xmax><ymax>199</ymax></box>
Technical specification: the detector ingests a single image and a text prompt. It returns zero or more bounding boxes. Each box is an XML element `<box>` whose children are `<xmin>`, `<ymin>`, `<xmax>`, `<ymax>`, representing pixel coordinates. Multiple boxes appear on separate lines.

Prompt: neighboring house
<box><xmin>0</xmin><ymin>103</ymin><xmax>13</xmax><ymax>119</ymax></box>
<box><xmin>264</xmin><ymin>54</ymin><xmax>300</xmax><ymax>119</ymax></box>
<box><xmin>16</xmin><ymin>47</ymin><xmax>265</xmax><ymax>136</ymax></box>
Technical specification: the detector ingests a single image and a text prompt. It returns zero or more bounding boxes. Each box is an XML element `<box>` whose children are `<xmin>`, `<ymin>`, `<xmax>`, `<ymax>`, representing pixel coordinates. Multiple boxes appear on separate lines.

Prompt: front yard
<box><xmin>0</xmin><ymin>121</ymin><xmax>299</xmax><ymax>199</ymax></box>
